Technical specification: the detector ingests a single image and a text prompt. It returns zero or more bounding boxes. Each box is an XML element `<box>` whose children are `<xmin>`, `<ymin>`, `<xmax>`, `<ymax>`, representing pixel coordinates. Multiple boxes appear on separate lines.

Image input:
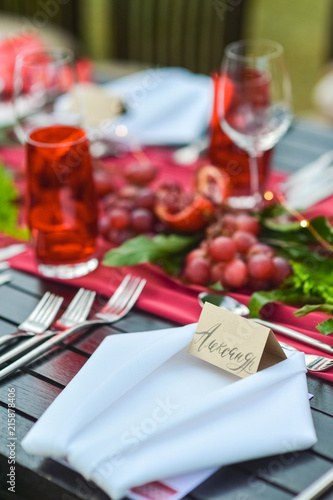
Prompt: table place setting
<box><xmin>21</xmin><ymin>303</ymin><xmax>317</xmax><ymax>500</ymax></box>
<box><xmin>1</xmin><ymin>38</ymin><xmax>333</xmax><ymax>384</ymax></box>
<box><xmin>0</xmin><ymin>32</ymin><xmax>333</xmax><ymax>500</ymax></box>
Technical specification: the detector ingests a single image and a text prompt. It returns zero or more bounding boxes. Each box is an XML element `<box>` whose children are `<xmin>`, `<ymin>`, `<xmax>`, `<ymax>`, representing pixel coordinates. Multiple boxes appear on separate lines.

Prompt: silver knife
<box><xmin>253</xmin><ymin>318</ymin><xmax>333</xmax><ymax>355</ymax></box>
<box><xmin>0</xmin><ymin>273</ymin><xmax>11</xmax><ymax>286</ymax></box>
<box><xmin>293</xmin><ymin>467</ymin><xmax>333</xmax><ymax>500</ymax></box>
<box><xmin>0</xmin><ymin>244</ymin><xmax>27</xmax><ymax>261</ymax></box>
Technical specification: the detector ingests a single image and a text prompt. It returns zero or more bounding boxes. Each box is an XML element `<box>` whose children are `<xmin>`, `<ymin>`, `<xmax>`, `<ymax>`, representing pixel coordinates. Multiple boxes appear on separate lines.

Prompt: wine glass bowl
<box><xmin>13</xmin><ymin>47</ymin><xmax>83</xmax><ymax>144</ymax></box>
<box><xmin>221</xmin><ymin>39</ymin><xmax>292</xmax><ymax>208</ymax></box>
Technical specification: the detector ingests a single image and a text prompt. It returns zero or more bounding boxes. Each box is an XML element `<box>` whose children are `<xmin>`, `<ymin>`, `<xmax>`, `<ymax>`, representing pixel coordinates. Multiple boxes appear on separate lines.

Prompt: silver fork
<box><xmin>0</xmin><ymin>288</ymin><xmax>96</xmax><ymax>366</ymax></box>
<box><xmin>280</xmin><ymin>342</ymin><xmax>333</xmax><ymax>372</ymax></box>
<box><xmin>0</xmin><ymin>274</ymin><xmax>146</xmax><ymax>382</ymax></box>
<box><xmin>0</xmin><ymin>292</ymin><xmax>64</xmax><ymax>348</ymax></box>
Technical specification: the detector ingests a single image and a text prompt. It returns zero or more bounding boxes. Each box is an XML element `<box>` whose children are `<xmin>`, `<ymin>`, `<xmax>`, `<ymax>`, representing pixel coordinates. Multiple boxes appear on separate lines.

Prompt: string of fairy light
<box><xmin>264</xmin><ymin>190</ymin><xmax>333</xmax><ymax>252</ymax></box>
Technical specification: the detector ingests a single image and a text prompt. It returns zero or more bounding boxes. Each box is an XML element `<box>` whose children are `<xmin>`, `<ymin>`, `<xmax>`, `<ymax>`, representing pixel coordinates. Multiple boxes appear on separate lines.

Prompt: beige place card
<box><xmin>188</xmin><ymin>302</ymin><xmax>286</xmax><ymax>378</ymax></box>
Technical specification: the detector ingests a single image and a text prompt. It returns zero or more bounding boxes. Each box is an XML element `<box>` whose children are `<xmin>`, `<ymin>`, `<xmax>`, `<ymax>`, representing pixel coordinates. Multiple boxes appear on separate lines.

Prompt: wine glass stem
<box><xmin>249</xmin><ymin>152</ymin><xmax>261</xmax><ymax>207</ymax></box>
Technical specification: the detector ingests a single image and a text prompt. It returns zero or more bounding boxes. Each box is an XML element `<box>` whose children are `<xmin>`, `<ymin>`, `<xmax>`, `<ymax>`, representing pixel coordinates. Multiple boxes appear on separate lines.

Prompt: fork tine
<box><xmin>20</xmin><ymin>292</ymin><xmax>51</xmax><ymax>326</ymax></box>
<box><xmin>54</xmin><ymin>289</ymin><xmax>96</xmax><ymax>328</ymax></box>
<box><xmin>60</xmin><ymin>288</ymin><xmax>86</xmax><ymax>319</ymax></box>
<box><xmin>77</xmin><ymin>291</ymin><xmax>96</xmax><ymax>321</ymax></box>
<box><xmin>109</xmin><ymin>277</ymin><xmax>139</xmax><ymax>314</ymax></box>
<box><xmin>105</xmin><ymin>275</ymin><xmax>132</xmax><ymax>307</ymax></box>
<box><xmin>119</xmin><ymin>278</ymin><xmax>146</xmax><ymax>316</ymax></box>
<box><xmin>38</xmin><ymin>296</ymin><xmax>64</xmax><ymax>326</ymax></box>
<box><xmin>37</xmin><ymin>295</ymin><xmax>59</xmax><ymax>322</ymax></box>
<box><xmin>68</xmin><ymin>290</ymin><xmax>96</xmax><ymax>323</ymax></box>
<box><xmin>105</xmin><ymin>277</ymin><xmax>146</xmax><ymax>316</ymax></box>
<box><xmin>106</xmin><ymin>276</ymin><xmax>140</xmax><ymax>315</ymax></box>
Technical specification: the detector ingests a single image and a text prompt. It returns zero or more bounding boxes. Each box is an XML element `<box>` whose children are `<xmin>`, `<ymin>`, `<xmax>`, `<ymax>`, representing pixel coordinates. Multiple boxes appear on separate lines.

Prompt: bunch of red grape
<box><xmin>184</xmin><ymin>212</ymin><xmax>292</xmax><ymax>290</ymax></box>
<box><xmin>96</xmin><ymin>161</ymin><xmax>161</xmax><ymax>245</ymax></box>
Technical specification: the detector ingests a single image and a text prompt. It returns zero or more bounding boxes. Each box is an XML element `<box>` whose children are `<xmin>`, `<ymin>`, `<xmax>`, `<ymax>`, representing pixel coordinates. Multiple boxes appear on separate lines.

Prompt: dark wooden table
<box><xmin>1</xmin><ymin>119</ymin><xmax>333</xmax><ymax>500</ymax></box>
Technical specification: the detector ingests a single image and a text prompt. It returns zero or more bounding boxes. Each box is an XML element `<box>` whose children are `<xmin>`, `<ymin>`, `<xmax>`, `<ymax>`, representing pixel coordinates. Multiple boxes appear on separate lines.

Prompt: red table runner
<box><xmin>2</xmin><ymin>145</ymin><xmax>333</xmax><ymax>382</ymax></box>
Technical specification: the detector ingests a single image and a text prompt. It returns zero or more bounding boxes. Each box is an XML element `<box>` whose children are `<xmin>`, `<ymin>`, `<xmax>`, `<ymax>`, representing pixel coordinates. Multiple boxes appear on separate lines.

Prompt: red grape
<box><xmin>248</xmin><ymin>277</ymin><xmax>269</xmax><ymax>291</ymax></box>
<box><xmin>184</xmin><ymin>257</ymin><xmax>210</xmax><ymax>286</ymax></box>
<box><xmin>247</xmin><ymin>243</ymin><xmax>275</xmax><ymax>258</ymax></box>
<box><xmin>210</xmin><ymin>262</ymin><xmax>227</xmax><ymax>285</ymax></box>
<box><xmin>107</xmin><ymin>228</ymin><xmax>131</xmax><ymax>245</ymax></box>
<box><xmin>130</xmin><ymin>208</ymin><xmax>155</xmax><ymax>233</ymax></box>
<box><xmin>272</xmin><ymin>256</ymin><xmax>292</xmax><ymax>285</ymax></box>
<box><xmin>93</xmin><ymin>170</ymin><xmax>116</xmax><ymax>198</ymax></box>
<box><xmin>103</xmin><ymin>193</ymin><xmax>118</xmax><ymax>211</ymax></box>
<box><xmin>248</xmin><ymin>254</ymin><xmax>274</xmax><ymax>280</ymax></box>
<box><xmin>116</xmin><ymin>198</ymin><xmax>136</xmax><ymax>211</ymax></box>
<box><xmin>223</xmin><ymin>259</ymin><xmax>248</xmax><ymax>288</ymax></box>
<box><xmin>233</xmin><ymin>230</ymin><xmax>257</xmax><ymax>254</ymax></box>
<box><xmin>236</xmin><ymin>214</ymin><xmax>260</xmax><ymax>235</ymax></box>
<box><xmin>99</xmin><ymin>214</ymin><xmax>111</xmax><ymax>239</ymax></box>
<box><xmin>209</xmin><ymin>236</ymin><xmax>236</xmax><ymax>262</ymax></box>
<box><xmin>135</xmin><ymin>188</ymin><xmax>156</xmax><ymax>209</ymax></box>
<box><xmin>186</xmin><ymin>248</ymin><xmax>206</xmax><ymax>266</ymax></box>
<box><xmin>108</xmin><ymin>207</ymin><xmax>130</xmax><ymax>230</ymax></box>
<box><xmin>221</xmin><ymin>213</ymin><xmax>237</xmax><ymax>235</ymax></box>
<box><xmin>124</xmin><ymin>162</ymin><xmax>157</xmax><ymax>185</ymax></box>
<box><xmin>119</xmin><ymin>184</ymin><xmax>140</xmax><ymax>199</ymax></box>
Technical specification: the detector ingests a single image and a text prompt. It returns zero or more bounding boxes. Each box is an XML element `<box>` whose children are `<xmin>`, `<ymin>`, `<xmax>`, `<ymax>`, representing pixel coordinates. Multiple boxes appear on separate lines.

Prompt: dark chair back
<box><xmin>111</xmin><ymin>0</ymin><xmax>249</xmax><ymax>74</ymax></box>
<box><xmin>0</xmin><ymin>0</ymin><xmax>80</xmax><ymax>39</ymax></box>
<box><xmin>0</xmin><ymin>0</ymin><xmax>249</xmax><ymax>75</ymax></box>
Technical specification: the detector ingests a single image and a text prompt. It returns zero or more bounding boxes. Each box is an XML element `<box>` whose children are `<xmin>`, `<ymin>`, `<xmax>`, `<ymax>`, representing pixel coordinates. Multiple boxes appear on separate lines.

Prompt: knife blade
<box><xmin>0</xmin><ymin>244</ymin><xmax>27</xmax><ymax>261</ymax></box>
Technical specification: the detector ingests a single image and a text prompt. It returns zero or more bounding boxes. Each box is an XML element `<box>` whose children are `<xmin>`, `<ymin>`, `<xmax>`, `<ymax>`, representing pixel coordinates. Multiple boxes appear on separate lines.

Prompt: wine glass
<box><xmin>12</xmin><ymin>47</ymin><xmax>84</xmax><ymax>144</ymax></box>
<box><xmin>220</xmin><ymin>39</ymin><xmax>292</xmax><ymax>209</ymax></box>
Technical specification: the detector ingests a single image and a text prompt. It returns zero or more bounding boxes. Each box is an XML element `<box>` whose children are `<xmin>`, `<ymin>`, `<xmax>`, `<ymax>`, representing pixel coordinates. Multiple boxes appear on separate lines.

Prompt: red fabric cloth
<box><xmin>2</xmin><ymin>145</ymin><xmax>333</xmax><ymax>382</ymax></box>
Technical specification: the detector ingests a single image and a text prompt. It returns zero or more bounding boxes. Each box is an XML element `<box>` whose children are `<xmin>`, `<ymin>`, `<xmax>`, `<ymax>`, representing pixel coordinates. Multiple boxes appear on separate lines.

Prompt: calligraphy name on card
<box><xmin>188</xmin><ymin>302</ymin><xmax>286</xmax><ymax>378</ymax></box>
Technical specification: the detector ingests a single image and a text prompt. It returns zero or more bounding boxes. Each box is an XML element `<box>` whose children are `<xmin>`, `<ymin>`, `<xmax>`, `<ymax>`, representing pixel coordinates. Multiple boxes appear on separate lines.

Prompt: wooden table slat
<box><xmin>191</xmin><ymin>465</ymin><xmax>292</xmax><ymax>500</ymax></box>
<box><xmin>237</xmin><ymin>451</ymin><xmax>333</xmax><ymax>494</ymax></box>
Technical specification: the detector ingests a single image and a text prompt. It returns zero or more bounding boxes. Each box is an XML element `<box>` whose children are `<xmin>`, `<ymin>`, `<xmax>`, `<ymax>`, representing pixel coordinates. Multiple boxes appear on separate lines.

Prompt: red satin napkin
<box><xmin>2</xmin><ymin>145</ymin><xmax>333</xmax><ymax>382</ymax></box>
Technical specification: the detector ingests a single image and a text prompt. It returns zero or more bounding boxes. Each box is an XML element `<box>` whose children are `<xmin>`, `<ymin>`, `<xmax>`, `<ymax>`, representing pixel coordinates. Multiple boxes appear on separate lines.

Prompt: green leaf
<box><xmin>258</xmin><ymin>203</ymin><xmax>290</xmax><ymax>220</ymax></box>
<box><xmin>316</xmin><ymin>318</ymin><xmax>333</xmax><ymax>335</ymax></box>
<box><xmin>248</xmin><ymin>288</ymin><xmax>305</xmax><ymax>318</ymax></box>
<box><xmin>310</xmin><ymin>216</ymin><xmax>333</xmax><ymax>245</ymax></box>
<box><xmin>249</xmin><ymin>289</ymin><xmax>289</xmax><ymax>318</ymax></box>
<box><xmin>0</xmin><ymin>163</ymin><xmax>29</xmax><ymax>240</ymax></box>
<box><xmin>209</xmin><ymin>282</ymin><xmax>224</xmax><ymax>291</ymax></box>
<box><xmin>262</xmin><ymin>219</ymin><xmax>301</xmax><ymax>233</ymax></box>
<box><xmin>294</xmin><ymin>303</ymin><xmax>333</xmax><ymax>317</ymax></box>
<box><xmin>103</xmin><ymin>233</ymin><xmax>200</xmax><ymax>267</ymax></box>
<box><xmin>159</xmin><ymin>254</ymin><xmax>185</xmax><ymax>276</ymax></box>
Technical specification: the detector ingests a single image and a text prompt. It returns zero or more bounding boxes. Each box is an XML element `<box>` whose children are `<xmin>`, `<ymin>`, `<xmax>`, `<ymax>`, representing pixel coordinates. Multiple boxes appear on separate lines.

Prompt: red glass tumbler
<box><xmin>26</xmin><ymin>125</ymin><xmax>98</xmax><ymax>278</ymax></box>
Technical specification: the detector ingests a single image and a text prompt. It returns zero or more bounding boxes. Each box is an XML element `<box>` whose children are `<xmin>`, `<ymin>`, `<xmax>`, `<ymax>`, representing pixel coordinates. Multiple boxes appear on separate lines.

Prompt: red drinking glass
<box><xmin>26</xmin><ymin>125</ymin><xmax>98</xmax><ymax>278</ymax></box>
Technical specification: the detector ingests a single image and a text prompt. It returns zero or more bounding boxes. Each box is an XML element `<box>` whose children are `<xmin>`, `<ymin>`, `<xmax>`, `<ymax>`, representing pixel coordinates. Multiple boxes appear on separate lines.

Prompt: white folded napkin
<box><xmin>22</xmin><ymin>323</ymin><xmax>317</xmax><ymax>500</ymax></box>
<box><xmin>283</xmin><ymin>149</ymin><xmax>333</xmax><ymax>208</ymax></box>
<box><xmin>103</xmin><ymin>68</ymin><xmax>212</xmax><ymax>145</ymax></box>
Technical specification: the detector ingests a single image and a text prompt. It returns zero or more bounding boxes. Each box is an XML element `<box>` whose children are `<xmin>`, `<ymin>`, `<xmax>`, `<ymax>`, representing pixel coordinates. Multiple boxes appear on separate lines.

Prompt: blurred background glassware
<box><xmin>208</xmin><ymin>72</ymin><xmax>273</xmax><ymax>201</ymax></box>
<box><xmin>218</xmin><ymin>39</ymin><xmax>292</xmax><ymax>209</ymax></box>
<box><xmin>13</xmin><ymin>47</ymin><xmax>84</xmax><ymax>144</ymax></box>
<box><xmin>26</xmin><ymin>125</ymin><xmax>98</xmax><ymax>279</ymax></box>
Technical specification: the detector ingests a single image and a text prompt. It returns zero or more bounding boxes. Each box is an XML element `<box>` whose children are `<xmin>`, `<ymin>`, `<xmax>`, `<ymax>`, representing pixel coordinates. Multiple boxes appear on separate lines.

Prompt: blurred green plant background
<box><xmin>245</xmin><ymin>0</ymin><xmax>331</xmax><ymax>116</ymax></box>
